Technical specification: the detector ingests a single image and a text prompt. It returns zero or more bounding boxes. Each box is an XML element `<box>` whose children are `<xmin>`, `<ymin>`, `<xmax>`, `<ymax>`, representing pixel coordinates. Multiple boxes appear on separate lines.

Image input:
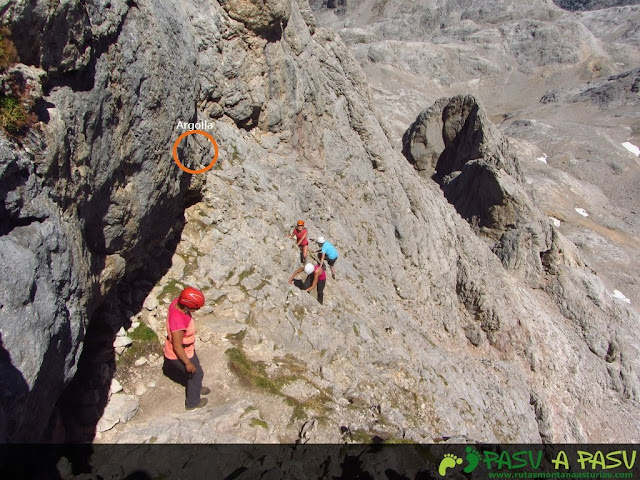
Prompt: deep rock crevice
<box><xmin>56</xmin><ymin>224</ymin><xmax>187</xmax><ymax>442</ymax></box>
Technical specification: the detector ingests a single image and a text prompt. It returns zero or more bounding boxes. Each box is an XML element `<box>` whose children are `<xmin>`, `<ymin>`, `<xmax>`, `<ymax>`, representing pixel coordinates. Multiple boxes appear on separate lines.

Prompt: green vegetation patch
<box><xmin>0</xmin><ymin>95</ymin><xmax>29</xmax><ymax>134</ymax></box>
<box><xmin>292</xmin><ymin>305</ymin><xmax>305</xmax><ymax>321</ymax></box>
<box><xmin>348</xmin><ymin>429</ymin><xmax>373</xmax><ymax>443</ymax></box>
<box><xmin>250</xmin><ymin>418</ymin><xmax>268</xmax><ymax>429</ymax></box>
<box><xmin>183</xmin><ymin>258</ymin><xmax>199</xmax><ymax>278</ymax></box>
<box><xmin>237</xmin><ymin>265</ymin><xmax>257</xmax><ymax>283</ymax></box>
<box><xmin>0</xmin><ymin>26</ymin><xmax>18</xmax><ymax>70</ymax></box>
<box><xmin>253</xmin><ymin>275</ymin><xmax>272</xmax><ymax>292</ymax></box>
<box><xmin>226</xmin><ymin>347</ymin><xmax>334</xmax><ymax>425</ymax></box>
<box><xmin>226</xmin><ymin>347</ymin><xmax>286</xmax><ymax>396</ymax></box>
<box><xmin>129</xmin><ymin>323</ymin><xmax>158</xmax><ymax>342</ymax></box>
<box><xmin>117</xmin><ymin>337</ymin><xmax>160</xmax><ymax>371</ymax></box>
<box><xmin>0</xmin><ymin>28</ymin><xmax>35</xmax><ymax>136</ymax></box>
<box><xmin>229</xmin><ymin>144</ymin><xmax>239</xmax><ymax>165</ymax></box>
<box><xmin>294</xmin><ymin>391</ymin><xmax>333</xmax><ymax>416</ymax></box>
<box><xmin>116</xmin><ymin>323</ymin><xmax>160</xmax><ymax>373</ymax></box>
<box><xmin>159</xmin><ymin>279</ymin><xmax>183</xmax><ymax>301</ymax></box>
<box><xmin>225</xmin><ymin>268</ymin><xmax>237</xmax><ymax>282</ymax></box>
<box><xmin>383</xmin><ymin>437</ymin><xmax>415</xmax><ymax>444</ymax></box>
<box><xmin>290</xmin><ymin>404</ymin><xmax>306</xmax><ymax>423</ymax></box>
<box><xmin>240</xmin><ymin>406</ymin><xmax>257</xmax><ymax>418</ymax></box>
<box><xmin>273</xmin><ymin>354</ymin><xmax>307</xmax><ymax>375</ymax></box>
<box><xmin>213</xmin><ymin>293</ymin><xmax>228</xmax><ymax>306</ymax></box>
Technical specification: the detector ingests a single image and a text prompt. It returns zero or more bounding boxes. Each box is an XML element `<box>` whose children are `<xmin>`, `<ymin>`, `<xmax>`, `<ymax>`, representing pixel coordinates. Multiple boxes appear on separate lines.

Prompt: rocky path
<box><xmin>94</xmin><ymin>250</ymin><xmax>335</xmax><ymax>444</ymax></box>
<box><xmin>94</xmin><ymin>201</ymin><xmax>344</xmax><ymax>444</ymax></box>
<box><xmin>96</xmin><ymin>318</ymin><xmax>296</xmax><ymax>443</ymax></box>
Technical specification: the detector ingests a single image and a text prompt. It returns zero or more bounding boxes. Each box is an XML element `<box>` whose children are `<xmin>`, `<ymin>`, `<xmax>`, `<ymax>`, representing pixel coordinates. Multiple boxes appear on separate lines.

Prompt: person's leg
<box><xmin>303</xmin><ymin>275</ymin><xmax>312</xmax><ymax>291</ymax></box>
<box><xmin>328</xmin><ymin>258</ymin><xmax>337</xmax><ymax>279</ymax></box>
<box><xmin>302</xmin><ymin>244</ymin><xmax>308</xmax><ymax>263</ymax></box>
<box><xmin>185</xmin><ymin>352</ymin><xmax>205</xmax><ymax>408</ymax></box>
<box><xmin>316</xmin><ymin>279</ymin><xmax>326</xmax><ymax>304</ymax></box>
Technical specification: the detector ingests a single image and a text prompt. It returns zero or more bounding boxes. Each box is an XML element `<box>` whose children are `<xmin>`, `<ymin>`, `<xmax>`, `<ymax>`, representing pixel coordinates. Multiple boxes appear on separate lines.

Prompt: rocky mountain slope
<box><xmin>312</xmin><ymin>0</ymin><xmax>640</xmax><ymax>310</ymax></box>
<box><xmin>0</xmin><ymin>0</ymin><xmax>639</xmax><ymax>446</ymax></box>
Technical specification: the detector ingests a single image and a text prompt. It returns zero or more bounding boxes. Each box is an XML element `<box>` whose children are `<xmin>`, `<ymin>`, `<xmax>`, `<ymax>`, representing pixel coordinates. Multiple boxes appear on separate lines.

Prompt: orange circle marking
<box><xmin>173</xmin><ymin>130</ymin><xmax>219</xmax><ymax>174</ymax></box>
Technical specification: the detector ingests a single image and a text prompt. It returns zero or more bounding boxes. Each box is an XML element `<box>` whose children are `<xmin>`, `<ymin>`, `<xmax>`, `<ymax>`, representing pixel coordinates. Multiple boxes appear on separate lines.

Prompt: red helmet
<box><xmin>179</xmin><ymin>287</ymin><xmax>205</xmax><ymax>309</ymax></box>
<box><xmin>297</xmin><ymin>220</ymin><xmax>305</xmax><ymax>226</ymax></box>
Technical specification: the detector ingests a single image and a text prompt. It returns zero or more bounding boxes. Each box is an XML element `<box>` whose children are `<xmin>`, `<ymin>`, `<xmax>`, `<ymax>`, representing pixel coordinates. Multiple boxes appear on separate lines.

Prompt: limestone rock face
<box><xmin>0</xmin><ymin>0</ymin><xmax>199</xmax><ymax>441</ymax></box>
<box><xmin>309</xmin><ymin>0</ymin><xmax>640</xmax><ymax>443</ymax></box>
<box><xmin>403</xmin><ymin>95</ymin><xmax>522</xmax><ymax>180</ymax></box>
<box><xmin>403</xmin><ymin>95</ymin><xmax>554</xmax><ymax>284</ymax></box>
<box><xmin>401</xmin><ymin>96</ymin><xmax>640</xmax><ymax>408</ymax></box>
<box><xmin>220</xmin><ymin>0</ymin><xmax>292</xmax><ymax>39</ymax></box>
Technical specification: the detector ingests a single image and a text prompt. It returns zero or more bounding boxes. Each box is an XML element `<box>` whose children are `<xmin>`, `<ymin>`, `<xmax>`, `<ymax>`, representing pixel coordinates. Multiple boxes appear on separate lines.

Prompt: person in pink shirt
<box><xmin>288</xmin><ymin>220</ymin><xmax>309</xmax><ymax>264</ymax></box>
<box><xmin>288</xmin><ymin>263</ymin><xmax>327</xmax><ymax>305</ymax></box>
<box><xmin>162</xmin><ymin>287</ymin><xmax>210</xmax><ymax>410</ymax></box>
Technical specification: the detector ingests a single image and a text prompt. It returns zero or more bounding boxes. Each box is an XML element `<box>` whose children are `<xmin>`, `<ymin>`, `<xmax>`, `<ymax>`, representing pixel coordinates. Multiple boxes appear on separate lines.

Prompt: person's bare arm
<box><xmin>306</xmin><ymin>269</ymin><xmax>320</xmax><ymax>291</ymax></box>
<box><xmin>288</xmin><ymin>267</ymin><xmax>304</xmax><ymax>284</ymax></box>
<box><xmin>171</xmin><ymin>330</ymin><xmax>195</xmax><ymax>375</ymax></box>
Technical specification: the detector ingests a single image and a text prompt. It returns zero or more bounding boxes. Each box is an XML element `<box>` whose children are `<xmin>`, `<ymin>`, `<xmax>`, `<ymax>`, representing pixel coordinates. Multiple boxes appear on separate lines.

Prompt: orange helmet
<box><xmin>179</xmin><ymin>287</ymin><xmax>205</xmax><ymax>309</ymax></box>
<box><xmin>297</xmin><ymin>220</ymin><xmax>305</xmax><ymax>226</ymax></box>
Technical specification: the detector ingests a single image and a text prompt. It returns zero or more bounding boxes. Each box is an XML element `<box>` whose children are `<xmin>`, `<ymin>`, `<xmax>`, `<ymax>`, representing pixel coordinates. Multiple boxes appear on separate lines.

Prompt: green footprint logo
<box><xmin>464</xmin><ymin>446</ymin><xmax>481</xmax><ymax>473</ymax></box>
<box><xmin>438</xmin><ymin>453</ymin><xmax>463</xmax><ymax>477</ymax></box>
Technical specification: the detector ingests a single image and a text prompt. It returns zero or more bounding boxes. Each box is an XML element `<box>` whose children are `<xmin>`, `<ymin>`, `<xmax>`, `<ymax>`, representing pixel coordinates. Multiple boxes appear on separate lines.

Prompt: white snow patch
<box><xmin>622</xmin><ymin>142</ymin><xmax>640</xmax><ymax>156</ymax></box>
<box><xmin>537</xmin><ymin>154</ymin><xmax>548</xmax><ymax>164</ymax></box>
<box><xmin>575</xmin><ymin>208</ymin><xmax>589</xmax><ymax>217</ymax></box>
<box><xmin>612</xmin><ymin>290</ymin><xmax>631</xmax><ymax>304</ymax></box>
<box><xmin>549</xmin><ymin>216</ymin><xmax>561</xmax><ymax>227</ymax></box>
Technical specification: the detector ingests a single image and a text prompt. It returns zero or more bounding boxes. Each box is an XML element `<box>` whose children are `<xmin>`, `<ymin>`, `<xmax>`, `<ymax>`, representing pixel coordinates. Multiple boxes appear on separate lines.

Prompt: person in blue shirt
<box><xmin>316</xmin><ymin>236</ymin><xmax>338</xmax><ymax>279</ymax></box>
